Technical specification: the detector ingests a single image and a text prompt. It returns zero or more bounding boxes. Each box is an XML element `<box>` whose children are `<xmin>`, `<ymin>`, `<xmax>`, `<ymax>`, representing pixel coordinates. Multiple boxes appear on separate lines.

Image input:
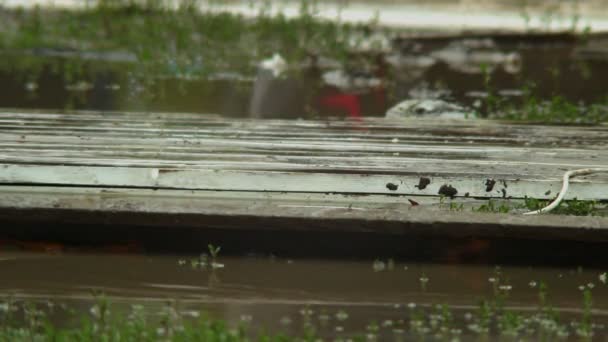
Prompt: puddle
<box><xmin>1</xmin><ymin>251</ymin><xmax>608</xmax><ymax>339</ymax></box>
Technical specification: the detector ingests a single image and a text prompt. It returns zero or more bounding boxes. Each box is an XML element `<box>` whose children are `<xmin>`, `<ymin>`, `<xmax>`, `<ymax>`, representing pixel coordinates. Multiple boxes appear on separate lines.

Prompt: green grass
<box><xmin>473</xmin><ymin>199</ymin><xmax>512</xmax><ymax>214</ymax></box>
<box><xmin>0</xmin><ymin>275</ymin><xmax>604</xmax><ymax>341</ymax></box>
<box><xmin>0</xmin><ymin>295</ymin><xmax>280</xmax><ymax>342</ymax></box>
<box><xmin>461</xmin><ymin>197</ymin><xmax>607</xmax><ymax>216</ymax></box>
<box><xmin>482</xmin><ymin>76</ymin><xmax>608</xmax><ymax>124</ymax></box>
<box><xmin>499</xmin><ymin>94</ymin><xmax>608</xmax><ymax>124</ymax></box>
<box><xmin>521</xmin><ymin>197</ymin><xmax>607</xmax><ymax>216</ymax></box>
<box><xmin>0</xmin><ymin>0</ymin><xmax>364</xmax><ymax>79</ymax></box>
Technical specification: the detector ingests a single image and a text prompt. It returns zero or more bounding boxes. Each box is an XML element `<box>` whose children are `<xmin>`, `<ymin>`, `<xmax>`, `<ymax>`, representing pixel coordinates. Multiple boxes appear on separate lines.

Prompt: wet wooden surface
<box><xmin>1</xmin><ymin>185</ymin><xmax>607</xmax><ymax>242</ymax></box>
<box><xmin>0</xmin><ymin>109</ymin><xmax>607</xmax><ymax>239</ymax></box>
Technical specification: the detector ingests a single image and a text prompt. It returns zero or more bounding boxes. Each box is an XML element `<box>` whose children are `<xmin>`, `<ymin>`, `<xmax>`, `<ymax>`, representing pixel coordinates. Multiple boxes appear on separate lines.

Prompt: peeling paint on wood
<box><xmin>0</xmin><ymin>110</ymin><xmax>607</xmax><ymax>236</ymax></box>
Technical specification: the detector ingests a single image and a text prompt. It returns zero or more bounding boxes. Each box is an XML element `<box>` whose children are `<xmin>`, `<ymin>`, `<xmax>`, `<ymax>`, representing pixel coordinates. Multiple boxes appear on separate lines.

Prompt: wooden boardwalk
<box><xmin>0</xmin><ymin>110</ymin><xmax>607</xmax><ymax>242</ymax></box>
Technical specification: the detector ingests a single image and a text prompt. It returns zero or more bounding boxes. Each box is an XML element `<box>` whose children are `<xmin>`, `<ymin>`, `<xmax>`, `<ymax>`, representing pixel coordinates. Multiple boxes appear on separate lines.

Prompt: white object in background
<box><xmin>385</xmin><ymin>99</ymin><xmax>475</xmax><ymax>119</ymax></box>
<box><xmin>260</xmin><ymin>53</ymin><xmax>287</xmax><ymax>78</ymax></box>
<box><xmin>322</xmin><ymin>69</ymin><xmax>382</xmax><ymax>92</ymax></box>
<box><xmin>249</xmin><ymin>53</ymin><xmax>289</xmax><ymax>118</ymax></box>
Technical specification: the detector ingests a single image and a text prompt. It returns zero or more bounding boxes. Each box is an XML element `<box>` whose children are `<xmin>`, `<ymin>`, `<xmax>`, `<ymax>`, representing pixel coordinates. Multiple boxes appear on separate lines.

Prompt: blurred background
<box><xmin>0</xmin><ymin>0</ymin><xmax>607</xmax><ymax>122</ymax></box>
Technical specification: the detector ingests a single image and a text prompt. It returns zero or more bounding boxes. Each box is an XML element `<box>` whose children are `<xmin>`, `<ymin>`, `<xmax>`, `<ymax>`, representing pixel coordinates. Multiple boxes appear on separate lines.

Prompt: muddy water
<box><xmin>1</xmin><ymin>251</ymin><xmax>607</xmax><ymax>337</ymax></box>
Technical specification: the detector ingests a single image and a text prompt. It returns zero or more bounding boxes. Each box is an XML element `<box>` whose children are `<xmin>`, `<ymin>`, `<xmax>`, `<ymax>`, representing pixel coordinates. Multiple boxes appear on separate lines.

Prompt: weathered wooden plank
<box><xmin>0</xmin><ymin>151</ymin><xmax>605</xmax><ymax>179</ymax></box>
<box><xmin>0</xmin><ymin>141</ymin><xmax>602</xmax><ymax>163</ymax></box>
<box><xmin>1</xmin><ymin>185</ymin><xmax>607</xmax><ymax>242</ymax></box>
<box><xmin>0</xmin><ymin>109</ymin><xmax>606</xmax><ymax>240</ymax></box>
<box><xmin>0</xmin><ymin>110</ymin><xmax>606</xmax><ymax>201</ymax></box>
<box><xmin>1</xmin><ymin>109</ymin><xmax>607</xmax><ymax>132</ymax></box>
<box><xmin>0</xmin><ymin>133</ymin><xmax>604</xmax><ymax>179</ymax></box>
<box><xmin>1</xmin><ymin>113</ymin><xmax>607</xmax><ymax>147</ymax></box>
<box><xmin>0</xmin><ymin>164</ymin><xmax>606</xmax><ymax>200</ymax></box>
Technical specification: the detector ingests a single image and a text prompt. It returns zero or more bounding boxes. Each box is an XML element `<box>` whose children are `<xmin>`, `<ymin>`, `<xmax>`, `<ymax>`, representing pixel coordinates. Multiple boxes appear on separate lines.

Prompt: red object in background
<box><xmin>302</xmin><ymin>53</ymin><xmax>389</xmax><ymax>120</ymax></box>
<box><xmin>318</xmin><ymin>84</ymin><xmax>386</xmax><ymax>121</ymax></box>
<box><xmin>319</xmin><ymin>93</ymin><xmax>362</xmax><ymax>120</ymax></box>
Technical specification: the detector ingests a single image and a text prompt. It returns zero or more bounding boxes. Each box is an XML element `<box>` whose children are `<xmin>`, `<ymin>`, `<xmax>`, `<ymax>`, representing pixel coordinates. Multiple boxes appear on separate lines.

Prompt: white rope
<box><xmin>523</xmin><ymin>168</ymin><xmax>608</xmax><ymax>215</ymax></box>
